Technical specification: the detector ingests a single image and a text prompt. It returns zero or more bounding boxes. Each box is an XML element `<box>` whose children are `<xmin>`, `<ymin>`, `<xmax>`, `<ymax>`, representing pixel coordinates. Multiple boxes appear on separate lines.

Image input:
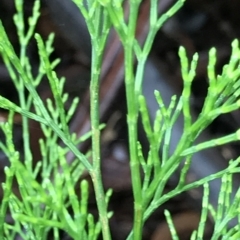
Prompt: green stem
<box><xmin>0</xmin><ymin>167</ymin><xmax>15</xmax><ymax>237</ymax></box>
<box><xmin>124</xmin><ymin>42</ymin><xmax>143</xmax><ymax>239</ymax></box>
<box><xmin>124</xmin><ymin>1</ymin><xmax>143</xmax><ymax>238</ymax></box>
<box><xmin>15</xmin><ymin>0</ymin><xmax>34</xmax><ymax>173</ymax></box>
<box><xmin>90</xmin><ymin>46</ymin><xmax>111</xmax><ymax>240</ymax></box>
<box><xmin>17</xmin><ymin>59</ymin><xmax>33</xmax><ymax>173</ymax></box>
<box><xmin>18</xmin><ymin>83</ymin><xmax>33</xmax><ymax>172</ymax></box>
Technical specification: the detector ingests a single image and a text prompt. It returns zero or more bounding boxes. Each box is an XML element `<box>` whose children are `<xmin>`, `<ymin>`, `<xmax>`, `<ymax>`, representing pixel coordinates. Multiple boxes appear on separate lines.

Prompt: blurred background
<box><xmin>1</xmin><ymin>0</ymin><xmax>240</xmax><ymax>239</ymax></box>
